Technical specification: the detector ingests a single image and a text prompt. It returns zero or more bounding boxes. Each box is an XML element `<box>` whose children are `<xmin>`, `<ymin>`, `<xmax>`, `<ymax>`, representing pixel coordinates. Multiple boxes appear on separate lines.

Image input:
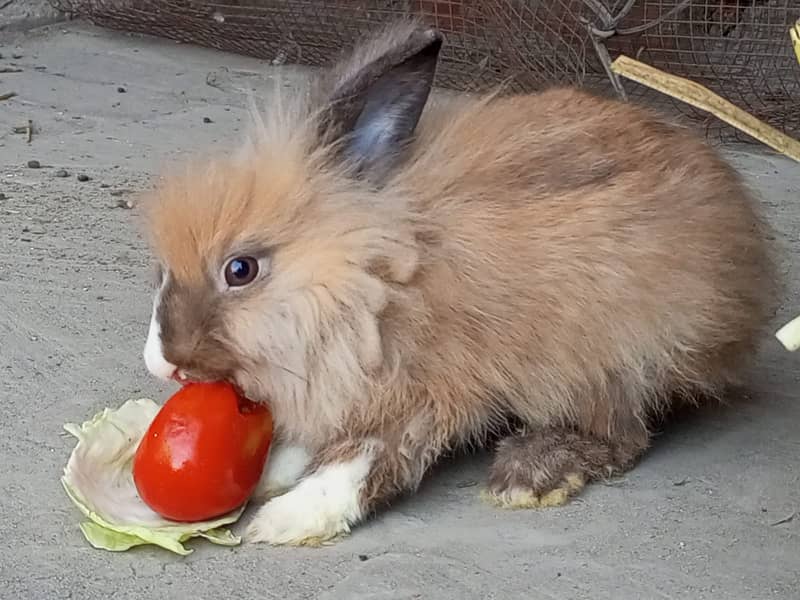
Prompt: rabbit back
<box><xmin>370</xmin><ymin>87</ymin><xmax>778</xmax><ymax>442</ymax></box>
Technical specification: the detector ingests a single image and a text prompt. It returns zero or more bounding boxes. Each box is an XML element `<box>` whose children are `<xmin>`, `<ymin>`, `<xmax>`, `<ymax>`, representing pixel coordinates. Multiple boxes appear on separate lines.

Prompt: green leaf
<box><xmin>79</xmin><ymin>522</ymin><xmax>151</xmax><ymax>552</ymax></box>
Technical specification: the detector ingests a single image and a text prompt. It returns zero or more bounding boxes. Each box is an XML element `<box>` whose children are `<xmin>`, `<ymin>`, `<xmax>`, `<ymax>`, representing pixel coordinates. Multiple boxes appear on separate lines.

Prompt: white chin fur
<box><xmin>143</xmin><ymin>289</ymin><xmax>176</xmax><ymax>381</ymax></box>
<box><xmin>245</xmin><ymin>443</ymin><xmax>376</xmax><ymax>545</ymax></box>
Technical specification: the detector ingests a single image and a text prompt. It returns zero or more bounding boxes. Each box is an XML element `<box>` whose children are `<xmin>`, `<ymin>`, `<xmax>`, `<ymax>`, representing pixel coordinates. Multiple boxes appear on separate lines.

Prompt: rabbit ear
<box><xmin>317</xmin><ymin>24</ymin><xmax>443</xmax><ymax>181</ymax></box>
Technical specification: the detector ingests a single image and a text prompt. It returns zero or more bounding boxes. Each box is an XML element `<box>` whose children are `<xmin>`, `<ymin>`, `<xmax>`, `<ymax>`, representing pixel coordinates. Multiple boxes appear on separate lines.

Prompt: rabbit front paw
<box><xmin>245</xmin><ymin>446</ymin><xmax>374</xmax><ymax>546</ymax></box>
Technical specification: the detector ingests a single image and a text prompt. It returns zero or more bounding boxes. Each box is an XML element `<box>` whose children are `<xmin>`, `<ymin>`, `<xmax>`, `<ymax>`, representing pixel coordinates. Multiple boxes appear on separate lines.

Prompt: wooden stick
<box><xmin>610</xmin><ymin>55</ymin><xmax>800</xmax><ymax>163</ymax></box>
<box><xmin>791</xmin><ymin>18</ymin><xmax>800</xmax><ymax>66</ymax></box>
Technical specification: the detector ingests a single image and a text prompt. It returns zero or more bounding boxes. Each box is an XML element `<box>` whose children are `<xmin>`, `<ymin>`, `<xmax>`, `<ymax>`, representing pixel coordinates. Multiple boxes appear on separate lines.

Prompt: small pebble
<box><xmin>100</xmin><ymin>183</ymin><xmax>110</xmax><ymax>188</ymax></box>
<box><xmin>358</xmin><ymin>554</ymin><xmax>368</xmax><ymax>562</ymax></box>
<box><xmin>115</xmin><ymin>198</ymin><xmax>134</xmax><ymax>209</ymax></box>
<box><xmin>27</xmin><ymin>160</ymin><xmax>41</xmax><ymax>169</ymax></box>
<box><xmin>55</xmin><ymin>169</ymin><xmax>69</xmax><ymax>178</ymax></box>
<box><xmin>77</xmin><ymin>174</ymin><xmax>91</xmax><ymax>182</ymax></box>
<box><xmin>0</xmin><ymin>193</ymin><xmax>6</xmax><ymax>200</ymax></box>
<box><xmin>117</xmin><ymin>86</ymin><xmax>126</xmax><ymax>93</ymax></box>
<box><xmin>203</xmin><ymin>116</ymin><xmax>213</xmax><ymax>124</ymax></box>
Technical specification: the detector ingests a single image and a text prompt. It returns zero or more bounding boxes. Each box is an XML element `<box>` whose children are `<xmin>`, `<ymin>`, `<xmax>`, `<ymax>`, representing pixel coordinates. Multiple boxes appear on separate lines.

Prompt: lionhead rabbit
<box><xmin>140</xmin><ymin>21</ymin><xmax>778</xmax><ymax>545</ymax></box>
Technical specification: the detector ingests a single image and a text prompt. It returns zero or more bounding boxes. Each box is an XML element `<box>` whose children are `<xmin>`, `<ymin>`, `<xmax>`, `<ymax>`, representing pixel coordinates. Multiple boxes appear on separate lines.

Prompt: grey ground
<box><xmin>0</xmin><ymin>17</ymin><xmax>799</xmax><ymax>600</ymax></box>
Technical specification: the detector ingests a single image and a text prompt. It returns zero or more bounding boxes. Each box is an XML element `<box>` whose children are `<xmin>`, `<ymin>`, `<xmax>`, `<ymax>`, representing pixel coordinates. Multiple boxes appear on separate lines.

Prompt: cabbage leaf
<box><xmin>62</xmin><ymin>398</ymin><xmax>245</xmax><ymax>555</ymax></box>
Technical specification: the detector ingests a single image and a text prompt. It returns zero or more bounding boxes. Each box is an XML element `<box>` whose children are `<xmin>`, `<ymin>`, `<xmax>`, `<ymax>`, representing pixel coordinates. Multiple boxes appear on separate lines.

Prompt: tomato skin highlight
<box><xmin>133</xmin><ymin>381</ymin><xmax>273</xmax><ymax>522</ymax></box>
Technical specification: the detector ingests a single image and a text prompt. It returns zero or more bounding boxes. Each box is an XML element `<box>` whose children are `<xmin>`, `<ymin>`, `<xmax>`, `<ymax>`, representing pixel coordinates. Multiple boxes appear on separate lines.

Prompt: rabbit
<box><xmin>139</xmin><ymin>20</ymin><xmax>779</xmax><ymax>546</ymax></box>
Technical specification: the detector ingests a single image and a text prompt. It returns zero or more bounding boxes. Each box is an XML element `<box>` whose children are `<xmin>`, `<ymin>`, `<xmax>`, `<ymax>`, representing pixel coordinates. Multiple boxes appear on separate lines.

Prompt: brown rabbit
<box><xmin>140</xmin><ymin>21</ymin><xmax>778</xmax><ymax>545</ymax></box>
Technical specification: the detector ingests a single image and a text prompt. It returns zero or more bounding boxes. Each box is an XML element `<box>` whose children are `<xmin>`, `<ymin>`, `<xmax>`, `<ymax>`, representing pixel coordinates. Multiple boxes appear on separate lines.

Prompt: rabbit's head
<box><xmin>141</xmin><ymin>23</ymin><xmax>442</xmax><ymax>441</ymax></box>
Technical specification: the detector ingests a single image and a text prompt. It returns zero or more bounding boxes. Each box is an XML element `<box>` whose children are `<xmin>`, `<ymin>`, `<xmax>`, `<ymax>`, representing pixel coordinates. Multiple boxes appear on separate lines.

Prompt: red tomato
<box><xmin>133</xmin><ymin>381</ymin><xmax>273</xmax><ymax>522</ymax></box>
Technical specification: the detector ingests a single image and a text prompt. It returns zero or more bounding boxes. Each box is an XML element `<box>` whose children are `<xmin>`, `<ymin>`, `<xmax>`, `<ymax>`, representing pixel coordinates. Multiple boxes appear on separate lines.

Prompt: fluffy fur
<box><xmin>140</xmin><ymin>21</ymin><xmax>779</xmax><ymax>544</ymax></box>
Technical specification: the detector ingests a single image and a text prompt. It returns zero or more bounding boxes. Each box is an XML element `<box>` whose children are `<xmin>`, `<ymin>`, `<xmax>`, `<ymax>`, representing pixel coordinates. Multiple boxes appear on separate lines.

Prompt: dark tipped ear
<box><xmin>317</xmin><ymin>25</ymin><xmax>443</xmax><ymax>182</ymax></box>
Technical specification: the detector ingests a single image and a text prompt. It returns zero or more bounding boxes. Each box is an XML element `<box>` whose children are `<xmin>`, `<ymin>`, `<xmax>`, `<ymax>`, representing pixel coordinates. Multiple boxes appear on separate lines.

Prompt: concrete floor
<box><xmin>0</xmin><ymin>21</ymin><xmax>798</xmax><ymax>600</ymax></box>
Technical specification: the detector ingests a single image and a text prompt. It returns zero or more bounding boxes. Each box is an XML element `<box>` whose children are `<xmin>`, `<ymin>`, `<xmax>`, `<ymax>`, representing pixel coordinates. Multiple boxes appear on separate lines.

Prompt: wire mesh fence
<box><xmin>50</xmin><ymin>0</ymin><xmax>800</xmax><ymax>143</ymax></box>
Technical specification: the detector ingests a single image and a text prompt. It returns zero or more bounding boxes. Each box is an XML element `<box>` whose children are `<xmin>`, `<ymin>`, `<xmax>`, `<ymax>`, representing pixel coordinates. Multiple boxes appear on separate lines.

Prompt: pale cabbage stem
<box><xmin>776</xmin><ymin>316</ymin><xmax>800</xmax><ymax>352</ymax></box>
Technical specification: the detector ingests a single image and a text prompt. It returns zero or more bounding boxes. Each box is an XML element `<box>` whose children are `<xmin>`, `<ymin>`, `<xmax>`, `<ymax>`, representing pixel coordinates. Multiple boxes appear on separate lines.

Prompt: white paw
<box><xmin>245</xmin><ymin>448</ymin><xmax>374</xmax><ymax>546</ymax></box>
<box><xmin>253</xmin><ymin>445</ymin><xmax>310</xmax><ymax>500</ymax></box>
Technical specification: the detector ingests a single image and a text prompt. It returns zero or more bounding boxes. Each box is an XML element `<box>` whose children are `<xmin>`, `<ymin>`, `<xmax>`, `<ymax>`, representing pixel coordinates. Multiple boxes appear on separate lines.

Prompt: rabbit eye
<box><xmin>224</xmin><ymin>256</ymin><xmax>259</xmax><ymax>287</ymax></box>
